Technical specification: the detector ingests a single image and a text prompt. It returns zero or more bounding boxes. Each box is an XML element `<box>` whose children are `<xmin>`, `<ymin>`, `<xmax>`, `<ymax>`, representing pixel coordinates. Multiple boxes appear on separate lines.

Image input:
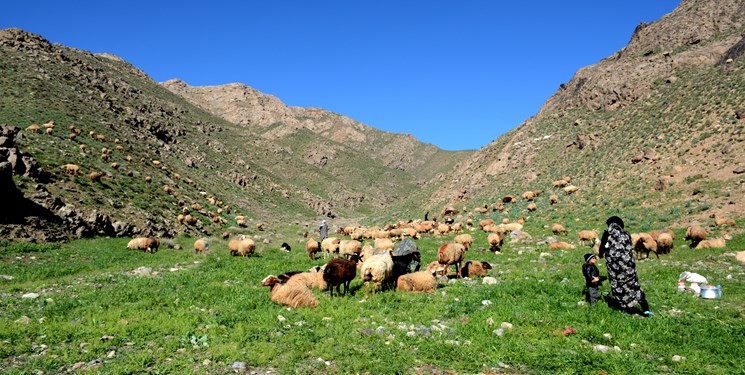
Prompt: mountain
<box><xmin>424</xmin><ymin>0</ymin><xmax>745</xmax><ymax>228</ymax></box>
<box><xmin>0</xmin><ymin>27</ymin><xmax>470</xmax><ymax>241</ymax></box>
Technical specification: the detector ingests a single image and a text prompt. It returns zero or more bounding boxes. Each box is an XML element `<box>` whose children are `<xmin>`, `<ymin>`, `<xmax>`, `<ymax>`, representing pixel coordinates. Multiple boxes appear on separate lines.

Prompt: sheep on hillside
<box><xmin>459</xmin><ymin>260</ymin><xmax>492</xmax><ymax>278</ymax></box>
<box><xmin>321</xmin><ymin>237</ymin><xmax>341</xmax><ymax>259</ymax></box>
<box><xmin>685</xmin><ymin>225</ymin><xmax>708</xmax><ymax>248</ymax></box>
<box><xmin>339</xmin><ymin>239</ymin><xmax>362</xmax><ymax>260</ymax></box>
<box><xmin>437</xmin><ymin>243</ymin><xmax>466</xmax><ymax>278</ymax></box>
<box><xmin>194</xmin><ymin>238</ymin><xmax>209</xmax><ymax>254</ymax></box>
<box><xmin>374</xmin><ymin>238</ymin><xmax>394</xmax><ymax>252</ymax></box>
<box><xmin>522</xmin><ymin>191</ymin><xmax>535</xmax><ymax>201</ymax></box>
<box><xmin>550</xmin><ymin>241</ymin><xmax>575</xmax><ymax>250</ymax></box>
<box><xmin>229</xmin><ymin>235</ymin><xmax>255</xmax><ymax>257</ymax></box>
<box><xmin>695</xmin><ymin>238</ymin><xmax>726</xmax><ymax>249</ymax></box>
<box><xmin>60</xmin><ymin>164</ymin><xmax>80</xmax><ymax>175</ymax></box>
<box><xmin>305</xmin><ymin>237</ymin><xmax>320</xmax><ymax>260</ymax></box>
<box><xmin>360</xmin><ymin>250</ymin><xmax>394</xmax><ymax>299</ymax></box>
<box><xmin>552</xmin><ymin>223</ymin><xmax>568</xmax><ymax>236</ymax></box>
<box><xmin>261</xmin><ymin>275</ymin><xmax>319</xmax><ymax>308</ymax></box>
<box><xmin>397</xmin><ymin>270</ymin><xmax>437</xmax><ymax>292</ymax></box>
<box><xmin>563</xmin><ymin>185</ymin><xmax>579</xmax><ymax>195</ymax></box>
<box><xmin>453</xmin><ymin>234</ymin><xmax>474</xmax><ymax>250</ymax></box>
<box><xmin>655</xmin><ymin>233</ymin><xmax>674</xmax><ymax>255</ymax></box>
<box><xmin>323</xmin><ymin>258</ymin><xmax>357</xmax><ymax>297</ymax></box>
<box><xmin>634</xmin><ymin>233</ymin><xmax>658</xmax><ymax>259</ymax></box>
<box><xmin>487</xmin><ymin>233</ymin><xmax>503</xmax><ymax>253</ymax></box>
<box><xmin>127</xmin><ymin>237</ymin><xmax>159</xmax><ymax>253</ymax></box>
<box><xmin>578</xmin><ymin>230</ymin><xmax>597</xmax><ymax>246</ymax></box>
<box><xmin>287</xmin><ymin>271</ymin><xmax>328</xmax><ymax>291</ymax></box>
<box><xmin>549</xmin><ymin>194</ymin><xmax>559</xmax><ymax>205</ymax></box>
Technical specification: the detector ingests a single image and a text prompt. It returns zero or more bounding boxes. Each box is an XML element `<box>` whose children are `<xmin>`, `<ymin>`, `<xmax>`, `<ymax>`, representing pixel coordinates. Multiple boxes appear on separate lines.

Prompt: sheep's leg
<box><xmin>365</xmin><ymin>281</ymin><xmax>370</xmax><ymax>299</ymax></box>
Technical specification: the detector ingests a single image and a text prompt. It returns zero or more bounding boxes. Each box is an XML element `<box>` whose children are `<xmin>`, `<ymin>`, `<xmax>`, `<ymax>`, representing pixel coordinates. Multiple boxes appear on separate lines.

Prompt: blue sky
<box><xmin>2</xmin><ymin>1</ymin><xmax>680</xmax><ymax>150</ymax></box>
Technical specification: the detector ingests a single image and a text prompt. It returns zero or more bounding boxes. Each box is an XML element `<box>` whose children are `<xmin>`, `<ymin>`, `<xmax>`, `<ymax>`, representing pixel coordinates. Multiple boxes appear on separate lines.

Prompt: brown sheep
<box><xmin>550</xmin><ymin>241</ymin><xmax>575</xmax><ymax>250</ymax></box>
<box><xmin>527</xmin><ymin>203</ymin><xmax>537</xmax><ymax>211</ymax></box>
<box><xmin>261</xmin><ymin>275</ymin><xmax>319</xmax><ymax>308</ymax></box>
<box><xmin>685</xmin><ymin>225</ymin><xmax>708</xmax><ymax>248</ymax></box>
<box><xmin>522</xmin><ymin>191</ymin><xmax>535</xmax><ymax>201</ymax></box>
<box><xmin>634</xmin><ymin>233</ymin><xmax>658</xmax><ymax>259</ymax></box>
<box><xmin>578</xmin><ymin>230</ymin><xmax>597</xmax><ymax>246</ymax></box>
<box><xmin>437</xmin><ymin>243</ymin><xmax>466</xmax><ymax>278</ymax></box>
<box><xmin>89</xmin><ymin>171</ymin><xmax>103</xmax><ymax>182</ymax></box>
<box><xmin>194</xmin><ymin>238</ymin><xmax>209</xmax><ymax>254</ymax></box>
<box><xmin>60</xmin><ymin>164</ymin><xmax>80</xmax><ymax>175</ymax></box>
<box><xmin>453</xmin><ymin>234</ymin><xmax>474</xmax><ymax>250</ymax></box>
<box><xmin>563</xmin><ymin>185</ymin><xmax>579</xmax><ymax>195</ymax></box>
<box><xmin>549</xmin><ymin>194</ymin><xmax>559</xmax><ymax>205</ymax></box>
<box><xmin>487</xmin><ymin>233</ymin><xmax>503</xmax><ymax>252</ymax></box>
<box><xmin>695</xmin><ymin>238</ymin><xmax>726</xmax><ymax>249</ymax></box>
<box><xmin>229</xmin><ymin>235</ymin><xmax>255</xmax><ymax>256</ymax></box>
<box><xmin>656</xmin><ymin>233</ymin><xmax>674</xmax><ymax>255</ymax></box>
<box><xmin>459</xmin><ymin>260</ymin><xmax>492</xmax><ymax>278</ymax></box>
<box><xmin>397</xmin><ymin>270</ymin><xmax>437</xmax><ymax>292</ymax></box>
<box><xmin>552</xmin><ymin>223</ymin><xmax>568</xmax><ymax>236</ymax></box>
<box><xmin>25</xmin><ymin>124</ymin><xmax>40</xmax><ymax>133</ymax></box>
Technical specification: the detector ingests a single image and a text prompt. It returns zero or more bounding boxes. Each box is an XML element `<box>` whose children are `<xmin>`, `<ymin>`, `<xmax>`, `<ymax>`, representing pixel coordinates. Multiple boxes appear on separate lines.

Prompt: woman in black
<box><xmin>598</xmin><ymin>216</ymin><xmax>653</xmax><ymax>316</ymax></box>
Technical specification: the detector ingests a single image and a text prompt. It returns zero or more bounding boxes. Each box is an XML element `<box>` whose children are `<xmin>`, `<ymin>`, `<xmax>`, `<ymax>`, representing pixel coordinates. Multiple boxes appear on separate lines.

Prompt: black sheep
<box><xmin>323</xmin><ymin>258</ymin><xmax>357</xmax><ymax>297</ymax></box>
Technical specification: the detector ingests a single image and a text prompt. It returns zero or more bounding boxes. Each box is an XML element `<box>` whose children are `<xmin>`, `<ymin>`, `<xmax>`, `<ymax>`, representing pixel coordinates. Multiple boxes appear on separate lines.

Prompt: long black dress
<box><xmin>599</xmin><ymin>222</ymin><xmax>644</xmax><ymax>309</ymax></box>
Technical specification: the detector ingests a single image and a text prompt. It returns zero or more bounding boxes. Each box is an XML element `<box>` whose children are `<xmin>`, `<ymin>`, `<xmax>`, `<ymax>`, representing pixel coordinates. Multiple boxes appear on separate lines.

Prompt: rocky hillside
<box><xmin>0</xmin><ymin>27</ymin><xmax>469</xmax><ymax>241</ymax></box>
<box><xmin>425</xmin><ymin>0</ymin><xmax>745</xmax><ymax>228</ymax></box>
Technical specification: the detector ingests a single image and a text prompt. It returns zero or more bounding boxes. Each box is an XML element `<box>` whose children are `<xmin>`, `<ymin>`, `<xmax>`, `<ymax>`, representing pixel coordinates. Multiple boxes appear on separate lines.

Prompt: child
<box><xmin>582</xmin><ymin>253</ymin><xmax>602</xmax><ymax>305</ymax></box>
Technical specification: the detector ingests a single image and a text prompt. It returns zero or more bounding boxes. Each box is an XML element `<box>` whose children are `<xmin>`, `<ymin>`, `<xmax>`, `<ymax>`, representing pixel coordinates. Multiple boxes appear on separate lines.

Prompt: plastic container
<box><xmin>677</xmin><ymin>281</ymin><xmax>686</xmax><ymax>293</ymax></box>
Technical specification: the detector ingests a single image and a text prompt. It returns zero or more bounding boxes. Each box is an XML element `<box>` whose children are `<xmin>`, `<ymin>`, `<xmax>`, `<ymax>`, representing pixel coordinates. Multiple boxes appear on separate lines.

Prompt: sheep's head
<box><xmin>261</xmin><ymin>275</ymin><xmax>280</xmax><ymax>287</ymax></box>
<box><xmin>482</xmin><ymin>262</ymin><xmax>493</xmax><ymax>270</ymax></box>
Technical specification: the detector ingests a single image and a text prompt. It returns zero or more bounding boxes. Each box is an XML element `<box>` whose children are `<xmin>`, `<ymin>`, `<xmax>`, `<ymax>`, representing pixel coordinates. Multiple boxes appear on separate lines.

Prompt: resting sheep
<box><xmin>287</xmin><ymin>271</ymin><xmax>328</xmax><ymax>290</ymax></box>
<box><xmin>685</xmin><ymin>225</ymin><xmax>708</xmax><ymax>248</ymax></box>
<box><xmin>550</xmin><ymin>241</ymin><xmax>575</xmax><ymax>250</ymax></box>
<box><xmin>695</xmin><ymin>238</ymin><xmax>726</xmax><ymax>249</ymax></box>
<box><xmin>459</xmin><ymin>260</ymin><xmax>492</xmax><ymax>278</ymax></box>
<box><xmin>360</xmin><ymin>250</ymin><xmax>394</xmax><ymax>299</ymax></box>
<box><xmin>437</xmin><ymin>243</ymin><xmax>466</xmax><ymax>278</ymax></box>
<box><xmin>261</xmin><ymin>275</ymin><xmax>319</xmax><ymax>308</ymax></box>
<box><xmin>323</xmin><ymin>258</ymin><xmax>357</xmax><ymax>296</ymax></box>
<box><xmin>229</xmin><ymin>235</ymin><xmax>255</xmax><ymax>256</ymax></box>
<box><xmin>397</xmin><ymin>270</ymin><xmax>437</xmax><ymax>292</ymax></box>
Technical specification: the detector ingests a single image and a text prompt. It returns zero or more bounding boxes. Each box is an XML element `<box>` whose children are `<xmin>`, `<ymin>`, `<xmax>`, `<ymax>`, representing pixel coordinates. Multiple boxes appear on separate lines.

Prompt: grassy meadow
<box><xmin>1</xmin><ymin>224</ymin><xmax>744</xmax><ymax>374</ymax></box>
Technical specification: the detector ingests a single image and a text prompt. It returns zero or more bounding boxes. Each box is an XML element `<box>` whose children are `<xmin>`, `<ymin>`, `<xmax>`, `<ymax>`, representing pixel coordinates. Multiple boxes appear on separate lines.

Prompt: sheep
<box><xmin>552</xmin><ymin>223</ymin><xmax>568</xmax><ymax>236</ymax></box>
<box><xmin>437</xmin><ymin>243</ymin><xmax>466</xmax><ymax>278</ymax></box>
<box><xmin>479</xmin><ymin>219</ymin><xmax>496</xmax><ymax>229</ymax></box>
<box><xmin>634</xmin><ymin>233</ymin><xmax>658</xmax><ymax>259</ymax></box>
<box><xmin>550</xmin><ymin>241</ymin><xmax>575</xmax><ymax>250</ymax></box>
<box><xmin>578</xmin><ymin>230</ymin><xmax>598</xmax><ymax>246</ymax></box>
<box><xmin>184</xmin><ymin>215</ymin><xmax>197</xmax><ymax>225</ymax></box>
<box><xmin>25</xmin><ymin>124</ymin><xmax>41</xmax><ymax>133</ymax></box>
<box><xmin>695</xmin><ymin>238</ymin><xmax>726</xmax><ymax>249</ymax></box>
<box><xmin>552</xmin><ymin>179</ymin><xmax>568</xmax><ymax>188</ymax></box>
<box><xmin>735</xmin><ymin>251</ymin><xmax>745</xmax><ymax>265</ymax></box>
<box><xmin>564</xmin><ymin>185</ymin><xmax>579</xmax><ymax>195</ymax></box>
<box><xmin>374</xmin><ymin>238</ymin><xmax>394</xmax><ymax>252</ymax></box>
<box><xmin>321</xmin><ymin>237</ymin><xmax>341</xmax><ymax>259</ymax></box>
<box><xmin>685</xmin><ymin>225</ymin><xmax>708</xmax><ymax>248</ymax></box>
<box><xmin>339</xmin><ymin>239</ymin><xmax>362</xmax><ymax>260</ymax></box>
<box><xmin>305</xmin><ymin>237</ymin><xmax>320</xmax><ymax>260</ymax></box>
<box><xmin>260</xmin><ymin>275</ymin><xmax>319</xmax><ymax>308</ymax></box>
<box><xmin>358</xmin><ymin>243</ymin><xmax>375</xmax><ymax>265</ymax></box>
<box><xmin>127</xmin><ymin>237</ymin><xmax>159</xmax><ymax>253</ymax></box>
<box><xmin>487</xmin><ymin>233</ymin><xmax>503</xmax><ymax>252</ymax></box>
<box><xmin>323</xmin><ymin>258</ymin><xmax>357</xmax><ymax>296</ymax></box>
<box><xmin>549</xmin><ymin>194</ymin><xmax>559</xmax><ymax>205</ymax></box>
<box><xmin>397</xmin><ymin>270</ymin><xmax>437</xmax><ymax>292</ymax></box>
<box><xmin>229</xmin><ymin>235</ymin><xmax>255</xmax><ymax>256</ymax></box>
<box><xmin>287</xmin><ymin>271</ymin><xmax>328</xmax><ymax>290</ymax></box>
<box><xmin>459</xmin><ymin>260</ymin><xmax>492</xmax><ymax>278</ymax></box>
<box><xmin>453</xmin><ymin>234</ymin><xmax>474</xmax><ymax>250</ymax></box>
<box><xmin>60</xmin><ymin>164</ymin><xmax>80</xmax><ymax>175</ymax></box>
<box><xmin>502</xmin><ymin>195</ymin><xmax>516</xmax><ymax>203</ymax></box>
<box><xmin>502</xmin><ymin>222</ymin><xmax>523</xmax><ymax>232</ymax></box>
<box><xmin>527</xmin><ymin>203</ymin><xmax>537</xmax><ymax>211</ymax></box>
<box><xmin>110</xmin><ymin>162</ymin><xmax>119</xmax><ymax>169</ymax></box>
<box><xmin>177</xmin><ymin>214</ymin><xmax>185</xmax><ymax>224</ymax></box>
<box><xmin>715</xmin><ymin>217</ymin><xmax>736</xmax><ymax>227</ymax></box>
<box><xmin>144</xmin><ymin>176</ymin><xmax>152</xmax><ymax>183</ymax></box>
<box><xmin>256</xmin><ymin>223</ymin><xmax>265</xmax><ymax>231</ymax></box>
<box><xmin>360</xmin><ymin>250</ymin><xmax>394</xmax><ymax>299</ymax></box>
<box><xmin>655</xmin><ymin>233</ymin><xmax>674</xmax><ymax>255</ymax></box>
<box><xmin>89</xmin><ymin>171</ymin><xmax>103</xmax><ymax>182</ymax></box>
<box><xmin>522</xmin><ymin>191</ymin><xmax>535</xmax><ymax>201</ymax></box>
<box><xmin>649</xmin><ymin>229</ymin><xmax>675</xmax><ymax>242</ymax></box>
<box><xmin>425</xmin><ymin>261</ymin><xmax>447</xmax><ymax>276</ymax></box>
<box><xmin>194</xmin><ymin>238</ymin><xmax>209</xmax><ymax>254</ymax></box>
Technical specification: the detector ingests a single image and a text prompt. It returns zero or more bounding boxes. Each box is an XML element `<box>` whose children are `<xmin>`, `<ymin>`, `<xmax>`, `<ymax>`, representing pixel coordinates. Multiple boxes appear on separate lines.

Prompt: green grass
<box><xmin>1</xmin><ymin>228</ymin><xmax>743</xmax><ymax>374</ymax></box>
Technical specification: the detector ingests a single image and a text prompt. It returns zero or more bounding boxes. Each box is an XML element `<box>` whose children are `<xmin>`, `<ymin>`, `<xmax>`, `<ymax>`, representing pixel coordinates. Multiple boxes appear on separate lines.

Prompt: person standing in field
<box><xmin>582</xmin><ymin>253</ymin><xmax>602</xmax><ymax>305</ymax></box>
<box><xmin>599</xmin><ymin>216</ymin><xmax>653</xmax><ymax>316</ymax></box>
<box><xmin>319</xmin><ymin>220</ymin><xmax>329</xmax><ymax>241</ymax></box>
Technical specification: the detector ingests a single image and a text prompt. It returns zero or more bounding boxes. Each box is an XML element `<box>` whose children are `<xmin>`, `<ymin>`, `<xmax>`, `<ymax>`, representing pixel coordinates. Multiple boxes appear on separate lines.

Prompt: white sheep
<box><xmin>127</xmin><ymin>237</ymin><xmax>159</xmax><ymax>253</ymax></box>
<box><xmin>321</xmin><ymin>237</ymin><xmax>341</xmax><ymax>258</ymax></box>
<box><xmin>360</xmin><ymin>250</ymin><xmax>394</xmax><ymax>299</ymax></box>
<box><xmin>453</xmin><ymin>234</ymin><xmax>474</xmax><ymax>250</ymax></box>
<box><xmin>287</xmin><ymin>271</ymin><xmax>328</xmax><ymax>290</ymax></box>
<box><xmin>396</xmin><ymin>270</ymin><xmax>437</xmax><ymax>292</ymax></box>
<box><xmin>229</xmin><ymin>235</ymin><xmax>255</xmax><ymax>256</ymax></box>
<box><xmin>260</xmin><ymin>275</ymin><xmax>319</xmax><ymax>308</ymax></box>
<box><xmin>338</xmin><ymin>239</ymin><xmax>362</xmax><ymax>260</ymax></box>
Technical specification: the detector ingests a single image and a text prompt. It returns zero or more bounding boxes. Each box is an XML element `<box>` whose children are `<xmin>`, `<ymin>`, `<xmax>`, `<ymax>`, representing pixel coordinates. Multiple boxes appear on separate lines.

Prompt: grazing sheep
<box><xmin>655</xmin><ymin>233</ymin><xmax>674</xmax><ymax>255</ymax></box>
<box><xmin>550</xmin><ymin>241</ymin><xmax>575</xmax><ymax>250</ymax></box>
<box><xmin>453</xmin><ymin>234</ymin><xmax>474</xmax><ymax>250</ymax></box>
<box><xmin>502</xmin><ymin>195</ymin><xmax>516</xmax><ymax>203</ymax></box>
<box><xmin>60</xmin><ymin>164</ymin><xmax>80</xmax><ymax>175</ymax></box>
<box><xmin>578</xmin><ymin>230</ymin><xmax>598</xmax><ymax>246</ymax></box>
<box><xmin>549</xmin><ymin>194</ymin><xmax>559</xmax><ymax>205</ymax></box>
<box><xmin>358</xmin><ymin>243</ymin><xmax>375</xmax><ymax>265</ymax></box>
<box><xmin>479</xmin><ymin>219</ymin><xmax>496</xmax><ymax>230</ymax></box>
<box><xmin>184</xmin><ymin>215</ymin><xmax>197</xmax><ymax>225</ymax></box>
<box><xmin>487</xmin><ymin>233</ymin><xmax>503</xmax><ymax>252</ymax></box>
<box><xmin>360</xmin><ymin>250</ymin><xmax>394</xmax><ymax>299</ymax></box>
<box><xmin>176</xmin><ymin>214</ymin><xmax>185</xmax><ymax>224</ymax></box>
<box><xmin>339</xmin><ymin>239</ymin><xmax>362</xmax><ymax>260</ymax></box>
<box><xmin>459</xmin><ymin>260</ymin><xmax>492</xmax><ymax>278</ymax></box>
<box><xmin>634</xmin><ymin>233</ymin><xmax>658</xmax><ymax>259</ymax></box>
<box><xmin>25</xmin><ymin>124</ymin><xmax>40</xmax><ymax>133</ymax></box>
<box><xmin>144</xmin><ymin>176</ymin><xmax>152</xmax><ymax>183</ymax></box>
<box><xmin>649</xmin><ymin>229</ymin><xmax>675</xmax><ymax>242</ymax></box>
<box><xmin>502</xmin><ymin>222</ymin><xmax>523</xmax><ymax>232</ymax></box>
<box><xmin>527</xmin><ymin>203</ymin><xmax>537</xmax><ymax>211</ymax></box>
<box><xmin>437</xmin><ymin>243</ymin><xmax>466</xmax><ymax>278</ymax></box>
<box><xmin>261</xmin><ymin>275</ymin><xmax>319</xmax><ymax>308</ymax></box>
<box><xmin>374</xmin><ymin>238</ymin><xmax>394</xmax><ymax>252</ymax></box>
<box><xmin>323</xmin><ymin>258</ymin><xmax>357</xmax><ymax>296</ymax></box>
<box><xmin>563</xmin><ymin>185</ymin><xmax>579</xmax><ymax>195</ymax></box>
<box><xmin>685</xmin><ymin>225</ymin><xmax>708</xmax><ymax>248</ymax></box>
<box><xmin>715</xmin><ymin>217</ymin><xmax>736</xmax><ymax>227</ymax></box>
<box><xmin>397</xmin><ymin>270</ymin><xmax>437</xmax><ymax>292</ymax></box>
<box><xmin>127</xmin><ymin>237</ymin><xmax>159</xmax><ymax>253</ymax></box>
<box><xmin>229</xmin><ymin>235</ymin><xmax>255</xmax><ymax>257</ymax></box>
<box><xmin>321</xmin><ymin>237</ymin><xmax>341</xmax><ymax>259</ymax></box>
<box><xmin>194</xmin><ymin>238</ymin><xmax>209</xmax><ymax>254</ymax></box>
<box><xmin>89</xmin><ymin>171</ymin><xmax>103</xmax><ymax>182</ymax></box>
<box><xmin>256</xmin><ymin>223</ymin><xmax>265</xmax><ymax>231</ymax></box>
<box><xmin>552</xmin><ymin>179</ymin><xmax>568</xmax><ymax>188</ymax></box>
<box><xmin>695</xmin><ymin>238</ymin><xmax>726</xmax><ymax>249</ymax></box>
<box><xmin>306</xmin><ymin>237</ymin><xmax>320</xmax><ymax>260</ymax></box>
<box><xmin>552</xmin><ymin>223</ymin><xmax>568</xmax><ymax>236</ymax></box>
<box><xmin>522</xmin><ymin>191</ymin><xmax>535</xmax><ymax>201</ymax></box>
